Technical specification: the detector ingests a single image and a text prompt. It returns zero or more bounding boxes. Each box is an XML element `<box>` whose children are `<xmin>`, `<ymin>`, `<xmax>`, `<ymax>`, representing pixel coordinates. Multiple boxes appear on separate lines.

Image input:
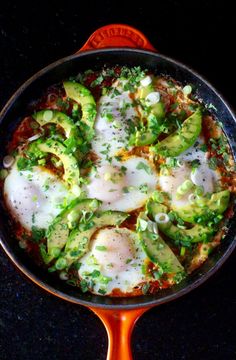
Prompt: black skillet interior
<box><xmin>0</xmin><ymin>48</ymin><xmax>236</xmax><ymax>309</ymax></box>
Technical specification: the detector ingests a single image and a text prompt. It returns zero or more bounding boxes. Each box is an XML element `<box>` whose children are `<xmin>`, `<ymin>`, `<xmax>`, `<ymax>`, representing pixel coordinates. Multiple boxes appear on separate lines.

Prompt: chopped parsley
<box><xmin>191</xmin><ymin>159</ymin><xmax>200</xmax><ymax>171</ymax></box>
<box><xmin>90</xmin><ymin>270</ymin><xmax>101</xmax><ymax>278</ymax></box>
<box><xmin>80</xmin><ymin>279</ymin><xmax>89</xmax><ymax>293</ymax></box>
<box><xmin>139</xmin><ymin>183</ymin><xmax>148</xmax><ymax>194</ymax></box>
<box><xmin>95</xmin><ymin>245</ymin><xmax>107</xmax><ymax>251</ymax></box>
<box><xmin>31</xmin><ymin>226</ymin><xmax>45</xmax><ymax>243</ymax></box>
<box><xmin>142</xmin><ymin>283</ymin><xmax>150</xmax><ymax>295</ymax></box>
<box><xmin>90</xmin><ymin>75</ymin><xmax>104</xmax><ymax>87</ymax></box>
<box><xmin>200</xmin><ymin>144</ymin><xmax>208</xmax><ymax>152</ymax></box>
<box><xmin>136</xmin><ymin>161</ymin><xmax>153</xmax><ymax>174</ymax></box>
<box><xmin>208</xmin><ymin>156</ymin><xmax>218</xmax><ymax>170</ymax></box>
<box><xmin>137</xmin><ymin>218</ymin><xmax>148</xmax><ymax>232</ymax></box>
<box><xmin>120</xmin><ymin>165</ymin><xmax>127</xmax><ymax>175</ymax></box>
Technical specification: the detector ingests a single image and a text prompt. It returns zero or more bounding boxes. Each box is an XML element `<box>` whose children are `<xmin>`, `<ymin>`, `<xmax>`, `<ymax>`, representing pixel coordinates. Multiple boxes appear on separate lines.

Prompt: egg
<box><xmin>4</xmin><ymin>164</ymin><xmax>74</xmax><ymax>230</ymax></box>
<box><xmin>190</xmin><ymin>163</ymin><xmax>217</xmax><ymax>194</ymax></box>
<box><xmin>78</xmin><ymin>227</ymin><xmax>148</xmax><ymax>295</ymax></box>
<box><xmin>159</xmin><ymin>139</ymin><xmax>220</xmax><ymax>208</ymax></box>
<box><xmin>91</xmin><ymin>79</ymin><xmax>137</xmax><ymax>159</ymax></box>
<box><xmin>159</xmin><ymin>162</ymin><xmax>192</xmax><ymax>208</ymax></box>
<box><xmin>86</xmin><ymin>157</ymin><xmax>158</xmax><ymax>212</ymax></box>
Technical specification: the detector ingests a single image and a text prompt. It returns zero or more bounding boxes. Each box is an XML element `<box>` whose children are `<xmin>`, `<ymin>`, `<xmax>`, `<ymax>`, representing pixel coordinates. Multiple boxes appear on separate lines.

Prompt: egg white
<box><xmin>4</xmin><ymin>164</ymin><xmax>74</xmax><ymax>230</ymax></box>
<box><xmin>86</xmin><ymin>156</ymin><xmax>158</xmax><ymax>212</ymax></box>
<box><xmin>91</xmin><ymin>79</ymin><xmax>137</xmax><ymax>159</ymax></box>
<box><xmin>78</xmin><ymin>227</ymin><xmax>148</xmax><ymax>295</ymax></box>
<box><xmin>159</xmin><ymin>139</ymin><xmax>220</xmax><ymax>208</ymax></box>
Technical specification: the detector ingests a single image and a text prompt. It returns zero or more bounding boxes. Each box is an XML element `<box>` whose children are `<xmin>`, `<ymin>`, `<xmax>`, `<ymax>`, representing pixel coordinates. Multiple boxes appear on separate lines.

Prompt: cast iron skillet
<box><xmin>0</xmin><ymin>24</ymin><xmax>236</xmax><ymax>360</ymax></box>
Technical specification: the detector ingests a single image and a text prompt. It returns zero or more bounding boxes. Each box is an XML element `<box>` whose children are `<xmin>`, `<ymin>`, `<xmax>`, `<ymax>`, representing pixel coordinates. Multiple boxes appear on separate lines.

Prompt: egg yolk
<box><xmin>92</xmin><ymin>228</ymin><xmax>135</xmax><ymax>276</ymax></box>
<box><xmin>86</xmin><ymin>164</ymin><xmax>125</xmax><ymax>203</ymax></box>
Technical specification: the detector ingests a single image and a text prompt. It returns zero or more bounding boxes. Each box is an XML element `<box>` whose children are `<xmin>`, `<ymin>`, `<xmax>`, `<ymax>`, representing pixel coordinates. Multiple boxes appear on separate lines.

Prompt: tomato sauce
<box><xmin>2</xmin><ymin>67</ymin><xmax>235</xmax><ymax>297</ymax></box>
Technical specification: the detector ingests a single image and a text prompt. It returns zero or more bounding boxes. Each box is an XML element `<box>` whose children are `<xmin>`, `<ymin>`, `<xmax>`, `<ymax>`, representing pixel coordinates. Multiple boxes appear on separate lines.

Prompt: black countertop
<box><xmin>0</xmin><ymin>1</ymin><xmax>236</xmax><ymax>359</ymax></box>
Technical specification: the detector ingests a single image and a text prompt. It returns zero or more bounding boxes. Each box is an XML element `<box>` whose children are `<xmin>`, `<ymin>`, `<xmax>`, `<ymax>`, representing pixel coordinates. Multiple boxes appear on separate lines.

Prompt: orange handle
<box><xmin>90</xmin><ymin>306</ymin><xmax>149</xmax><ymax>360</ymax></box>
<box><xmin>77</xmin><ymin>24</ymin><xmax>156</xmax><ymax>53</ymax></box>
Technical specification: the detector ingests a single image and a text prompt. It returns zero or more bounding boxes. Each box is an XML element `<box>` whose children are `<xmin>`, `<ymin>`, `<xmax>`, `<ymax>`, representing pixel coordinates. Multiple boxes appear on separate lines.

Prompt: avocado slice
<box><xmin>58</xmin><ymin>210</ymin><xmax>129</xmax><ymax>268</ymax></box>
<box><xmin>147</xmin><ymin>201</ymin><xmax>214</xmax><ymax>244</ymax></box>
<box><xmin>131</xmin><ymin>82</ymin><xmax>165</xmax><ymax>146</ymax></box>
<box><xmin>137</xmin><ymin>212</ymin><xmax>185</xmax><ymax>278</ymax></box>
<box><xmin>151</xmin><ymin>108</ymin><xmax>202</xmax><ymax>157</ymax></box>
<box><xmin>33</xmin><ymin>110</ymin><xmax>78</xmax><ymax>138</ymax></box>
<box><xmin>37</xmin><ymin>139</ymin><xmax>80</xmax><ymax>186</ymax></box>
<box><xmin>172</xmin><ymin>190</ymin><xmax>230</xmax><ymax>224</ymax></box>
<box><xmin>63</xmin><ymin>81</ymin><xmax>97</xmax><ymax>140</ymax></box>
<box><xmin>45</xmin><ymin>198</ymin><xmax>101</xmax><ymax>262</ymax></box>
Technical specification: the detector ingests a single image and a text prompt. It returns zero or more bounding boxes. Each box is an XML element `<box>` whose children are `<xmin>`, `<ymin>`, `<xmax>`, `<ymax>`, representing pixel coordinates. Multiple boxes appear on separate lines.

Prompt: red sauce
<box><xmin>3</xmin><ymin>68</ymin><xmax>235</xmax><ymax>297</ymax></box>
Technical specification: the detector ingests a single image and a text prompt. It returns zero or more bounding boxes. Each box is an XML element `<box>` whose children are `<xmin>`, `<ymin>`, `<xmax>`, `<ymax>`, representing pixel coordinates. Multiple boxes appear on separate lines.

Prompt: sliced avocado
<box><xmin>37</xmin><ymin>139</ymin><xmax>80</xmax><ymax>186</ymax></box>
<box><xmin>130</xmin><ymin>81</ymin><xmax>165</xmax><ymax>146</ymax></box>
<box><xmin>33</xmin><ymin>110</ymin><xmax>78</xmax><ymax>138</ymax></box>
<box><xmin>58</xmin><ymin>210</ymin><xmax>129</xmax><ymax>268</ymax></box>
<box><xmin>63</xmin><ymin>81</ymin><xmax>97</xmax><ymax>140</ymax></box>
<box><xmin>137</xmin><ymin>212</ymin><xmax>185</xmax><ymax>277</ymax></box>
<box><xmin>151</xmin><ymin>108</ymin><xmax>202</xmax><ymax>157</ymax></box>
<box><xmin>172</xmin><ymin>190</ymin><xmax>230</xmax><ymax>224</ymax></box>
<box><xmin>139</xmin><ymin>83</ymin><xmax>165</xmax><ymax>120</ymax></box>
<box><xmin>45</xmin><ymin>198</ymin><xmax>101</xmax><ymax>262</ymax></box>
<box><xmin>147</xmin><ymin>201</ymin><xmax>214</xmax><ymax>244</ymax></box>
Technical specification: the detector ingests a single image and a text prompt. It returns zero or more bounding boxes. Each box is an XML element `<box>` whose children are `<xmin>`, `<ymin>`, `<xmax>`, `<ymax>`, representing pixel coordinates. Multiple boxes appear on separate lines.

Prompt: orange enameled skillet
<box><xmin>0</xmin><ymin>24</ymin><xmax>236</xmax><ymax>360</ymax></box>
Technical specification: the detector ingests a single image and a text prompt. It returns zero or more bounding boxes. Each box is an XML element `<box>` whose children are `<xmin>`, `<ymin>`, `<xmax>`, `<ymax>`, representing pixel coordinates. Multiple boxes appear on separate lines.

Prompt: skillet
<box><xmin>0</xmin><ymin>24</ymin><xmax>236</xmax><ymax>360</ymax></box>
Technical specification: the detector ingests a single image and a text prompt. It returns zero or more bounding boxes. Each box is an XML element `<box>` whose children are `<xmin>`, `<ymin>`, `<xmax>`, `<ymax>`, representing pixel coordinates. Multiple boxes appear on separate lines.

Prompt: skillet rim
<box><xmin>0</xmin><ymin>47</ymin><xmax>236</xmax><ymax>310</ymax></box>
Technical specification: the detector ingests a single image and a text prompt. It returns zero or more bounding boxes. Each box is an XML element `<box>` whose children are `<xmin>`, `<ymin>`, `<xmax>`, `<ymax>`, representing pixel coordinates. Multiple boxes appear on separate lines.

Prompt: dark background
<box><xmin>0</xmin><ymin>1</ymin><xmax>236</xmax><ymax>359</ymax></box>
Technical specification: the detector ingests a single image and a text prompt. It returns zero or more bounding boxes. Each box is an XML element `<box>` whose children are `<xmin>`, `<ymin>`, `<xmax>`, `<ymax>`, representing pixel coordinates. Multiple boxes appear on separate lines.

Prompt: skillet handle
<box><xmin>77</xmin><ymin>24</ymin><xmax>156</xmax><ymax>53</ymax></box>
<box><xmin>90</xmin><ymin>307</ymin><xmax>149</xmax><ymax>360</ymax></box>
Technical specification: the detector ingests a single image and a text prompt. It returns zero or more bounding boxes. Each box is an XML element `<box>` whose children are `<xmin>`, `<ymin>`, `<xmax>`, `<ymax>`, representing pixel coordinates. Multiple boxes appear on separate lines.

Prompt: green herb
<box><xmin>105</xmin><ymin>113</ymin><xmax>114</xmax><ymax>122</ymax></box>
<box><xmin>110</xmin><ymin>88</ymin><xmax>121</xmax><ymax>98</ymax></box>
<box><xmin>137</xmin><ymin>218</ymin><xmax>148</xmax><ymax>232</ymax></box>
<box><xmin>200</xmin><ymin>144</ymin><xmax>208</xmax><ymax>152</ymax></box>
<box><xmin>64</xmin><ymin>136</ymin><xmax>80</xmax><ymax>154</ymax></box>
<box><xmin>66</xmin><ymin>279</ymin><xmax>77</xmax><ymax>287</ymax></box>
<box><xmin>31</xmin><ymin>226</ymin><xmax>45</xmax><ymax>243</ymax></box>
<box><xmin>120</xmin><ymin>166</ymin><xmax>127</xmax><ymax>175</ymax></box>
<box><xmin>74</xmin><ymin>262</ymin><xmax>82</xmax><ymax>270</ymax></box>
<box><xmin>32</xmin><ymin>213</ymin><xmax>35</xmax><ymax>224</ymax></box>
<box><xmin>207</xmin><ymin>103</ymin><xmax>217</xmax><ymax>111</ymax></box>
<box><xmin>173</xmin><ymin>271</ymin><xmax>185</xmax><ymax>284</ymax></box>
<box><xmin>71</xmin><ymin>103</ymin><xmax>80</xmax><ymax>119</ymax></box>
<box><xmin>170</xmin><ymin>102</ymin><xmax>178</xmax><ymax>111</ymax></box>
<box><xmin>153</xmin><ymin>269</ymin><xmax>163</xmax><ymax>279</ymax></box>
<box><xmin>136</xmin><ymin>161</ymin><xmax>153</xmax><ymax>174</ymax></box>
<box><xmin>17</xmin><ymin>157</ymin><xmax>34</xmax><ymax>171</ymax></box>
<box><xmin>55</xmin><ymin>258</ymin><xmax>67</xmax><ymax>270</ymax></box>
<box><xmin>142</xmin><ymin>283</ymin><xmax>150</xmax><ymax>295</ymax></box>
<box><xmin>80</xmin><ymin>279</ymin><xmax>89</xmax><ymax>293</ymax></box>
<box><xmin>114</xmin><ymin>155</ymin><xmax>122</xmax><ymax>162</ymax></box>
<box><xmin>91</xmin><ymin>75</ymin><xmax>104</xmax><ymax>87</ymax></box>
<box><xmin>98</xmin><ymin>288</ymin><xmax>106</xmax><ymax>295</ymax></box>
<box><xmin>122</xmin><ymin>186</ymin><xmax>135</xmax><ymax>193</ymax></box>
<box><xmin>95</xmin><ymin>245</ymin><xmax>107</xmax><ymax>251</ymax></box>
<box><xmin>90</xmin><ymin>270</ymin><xmax>101</xmax><ymax>278</ymax></box>
<box><xmin>168</xmin><ymin>211</ymin><xmax>185</xmax><ymax>227</ymax></box>
<box><xmin>180</xmin><ymin>247</ymin><xmax>186</xmax><ymax>256</ymax></box>
<box><xmin>191</xmin><ymin>159</ymin><xmax>200</xmax><ymax>171</ymax></box>
<box><xmin>208</xmin><ymin>157</ymin><xmax>218</xmax><ymax>170</ymax></box>
<box><xmin>188</xmin><ymin>103</ymin><xmax>199</xmax><ymax>111</ymax></box>
<box><xmin>139</xmin><ymin>183</ymin><xmax>148</xmax><ymax>194</ymax></box>
<box><xmin>56</xmin><ymin>98</ymin><xmax>69</xmax><ymax>111</ymax></box>
<box><xmin>32</xmin><ymin>195</ymin><xmax>38</xmax><ymax>202</ymax></box>
<box><xmin>126</xmin><ymin>259</ymin><xmax>132</xmax><ymax>264</ymax></box>
<box><xmin>152</xmin><ymin>191</ymin><xmax>164</xmax><ymax>203</ymax></box>
<box><xmin>100</xmin><ymin>276</ymin><xmax>112</xmax><ymax>285</ymax></box>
